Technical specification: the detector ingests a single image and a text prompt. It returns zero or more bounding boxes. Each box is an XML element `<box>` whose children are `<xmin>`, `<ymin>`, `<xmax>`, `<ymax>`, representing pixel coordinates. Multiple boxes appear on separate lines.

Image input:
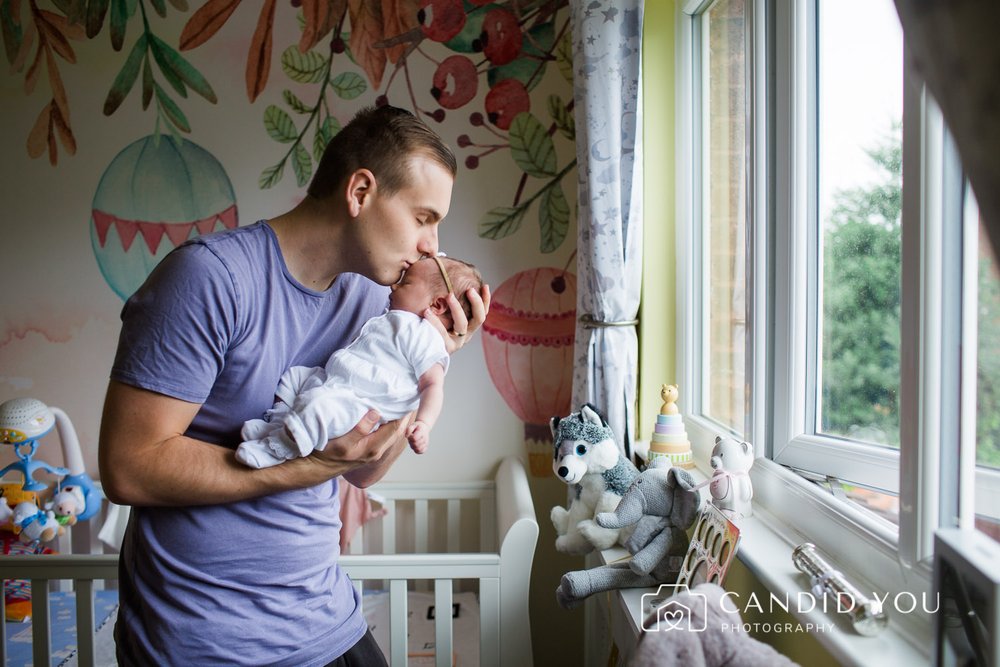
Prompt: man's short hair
<box><xmin>308</xmin><ymin>105</ymin><xmax>457</xmax><ymax>200</ymax></box>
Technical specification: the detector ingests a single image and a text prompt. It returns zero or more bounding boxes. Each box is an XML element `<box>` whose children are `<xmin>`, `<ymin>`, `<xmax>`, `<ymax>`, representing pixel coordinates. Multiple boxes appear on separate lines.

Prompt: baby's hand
<box><xmin>406</xmin><ymin>420</ymin><xmax>430</xmax><ymax>454</ymax></box>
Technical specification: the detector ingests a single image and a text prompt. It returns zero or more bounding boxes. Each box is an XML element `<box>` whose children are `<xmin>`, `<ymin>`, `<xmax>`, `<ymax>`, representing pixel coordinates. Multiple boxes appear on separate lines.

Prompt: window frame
<box><xmin>674</xmin><ymin>0</ymin><xmax>960</xmax><ymax>646</ymax></box>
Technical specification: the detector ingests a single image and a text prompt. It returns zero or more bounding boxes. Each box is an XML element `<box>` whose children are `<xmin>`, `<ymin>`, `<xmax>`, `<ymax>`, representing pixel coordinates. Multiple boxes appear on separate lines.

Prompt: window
<box><xmin>676</xmin><ymin>0</ymin><xmax>999</xmax><ymax>647</ymax></box>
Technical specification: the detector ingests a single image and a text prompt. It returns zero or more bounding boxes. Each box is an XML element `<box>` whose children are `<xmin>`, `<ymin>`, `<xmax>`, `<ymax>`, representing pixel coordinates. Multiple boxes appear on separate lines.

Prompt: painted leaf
<box><xmin>38</xmin><ymin>11</ymin><xmax>76</xmax><ymax>63</ymax></box>
<box><xmin>12</xmin><ymin>21</ymin><xmax>34</xmax><ymax>74</ymax></box>
<box><xmin>263</xmin><ymin>104</ymin><xmax>296</xmax><ymax>143</ymax></box>
<box><xmin>313</xmin><ymin>115</ymin><xmax>340</xmax><ymax>161</ymax></box>
<box><xmin>85</xmin><ymin>0</ymin><xmax>109</xmax><ymax>39</ymax></box>
<box><xmin>25</xmin><ymin>39</ymin><xmax>42</xmax><ymax>94</ymax></box>
<box><xmin>141</xmin><ymin>54</ymin><xmax>153</xmax><ymax>109</ymax></box>
<box><xmin>103</xmin><ymin>33</ymin><xmax>146</xmax><ymax>115</ymax></box>
<box><xmin>487</xmin><ymin>22</ymin><xmax>554</xmax><ymax>93</ymax></box>
<box><xmin>299</xmin><ymin>0</ymin><xmax>344</xmax><ymax>53</ymax></box>
<box><xmin>547</xmin><ymin>94</ymin><xmax>574</xmax><ymax>141</ymax></box>
<box><xmin>330</xmin><ymin>71</ymin><xmax>366</xmax><ymax>99</ymax></box>
<box><xmin>347</xmin><ymin>0</ymin><xmax>386</xmax><ymax>89</ymax></box>
<box><xmin>479</xmin><ymin>205</ymin><xmax>526</xmax><ymax>240</ymax></box>
<box><xmin>443</xmin><ymin>3</ymin><xmax>495</xmax><ymax>54</ymax></box>
<box><xmin>44</xmin><ymin>49</ymin><xmax>70</xmax><ymax>126</ymax></box>
<box><xmin>281</xmin><ymin>44</ymin><xmax>327</xmax><ymax>83</ymax></box>
<box><xmin>2</xmin><ymin>3</ymin><xmax>23</xmax><ymax>66</ymax></box>
<box><xmin>555</xmin><ymin>28</ymin><xmax>573</xmax><ymax>85</ymax></box>
<box><xmin>168</xmin><ymin>0</ymin><xmax>189</xmax><ymax>11</ymax></box>
<box><xmin>259</xmin><ymin>161</ymin><xmax>284</xmax><ymax>189</ymax></box>
<box><xmin>109</xmin><ymin>0</ymin><xmax>127</xmax><ymax>51</ymax></box>
<box><xmin>292</xmin><ymin>142</ymin><xmax>312</xmax><ymax>186</ymax></box>
<box><xmin>509</xmin><ymin>112</ymin><xmax>556</xmax><ymax>178</ymax></box>
<box><xmin>283</xmin><ymin>89</ymin><xmax>311</xmax><ymax>114</ymax></box>
<box><xmin>154</xmin><ymin>82</ymin><xmax>190</xmax><ymax>132</ymax></box>
<box><xmin>380</xmin><ymin>0</ymin><xmax>419</xmax><ymax>64</ymax></box>
<box><xmin>179</xmin><ymin>0</ymin><xmax>240</xmax><ymax>51</ymax></box>
<box><xmin>246</xmin><ymin>0</ymin><xmax>276</xmax><ymax>102</ymax></box>
<box><xmin>26</xmin><ymin>102</ymin><xmax>50</xmax><ymax>159</ymax></box>
<box><xmin>539</xmin><ymin>182</ymin><xmax>569</xmax><ymax>253</ymax></box>
<box><xmin>50</xmin><ymin>100</ymin><xmax>76</xmax><ymax>155</ymax></box>
<box><xmin>149</xmin><ymin>36</ymin><xmax>187</xmax><ymax>98</ymax></box>
<box><xmin>149</xmin><ymin>34</ymin><xmax>217</xmax><ymax>102</ymax></box>
<box><xmin>150</xmin><ymin>0</ymin><xmax>166</xmax><ymax>18</ymax></box>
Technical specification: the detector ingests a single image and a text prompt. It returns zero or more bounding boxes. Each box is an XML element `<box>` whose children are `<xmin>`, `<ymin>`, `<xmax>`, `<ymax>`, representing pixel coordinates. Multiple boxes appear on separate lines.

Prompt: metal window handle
<box><xmin>792</xmin><ymin>542</ymin><xmax>889</xmax><ymax>636</ymax></box>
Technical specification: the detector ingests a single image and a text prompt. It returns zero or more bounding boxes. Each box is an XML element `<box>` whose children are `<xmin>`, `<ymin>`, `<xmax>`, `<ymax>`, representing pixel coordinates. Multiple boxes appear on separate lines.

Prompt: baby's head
<box><xmin>390</xmin><ymin>256</ymin><xmax>483</xmax><ymax>328</ymax></box>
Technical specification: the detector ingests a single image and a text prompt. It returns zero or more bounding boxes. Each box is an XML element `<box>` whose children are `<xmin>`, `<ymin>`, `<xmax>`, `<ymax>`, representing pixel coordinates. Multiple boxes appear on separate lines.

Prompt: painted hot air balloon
<box><xmin>91</xmin><ymin>135</ymin><xmax>238</xmax><ymax>300</ymax></box>
<box><xmin>481</xmin><ymin>267</ymin><xmax>576</xmax><ymax>476</ymax></box>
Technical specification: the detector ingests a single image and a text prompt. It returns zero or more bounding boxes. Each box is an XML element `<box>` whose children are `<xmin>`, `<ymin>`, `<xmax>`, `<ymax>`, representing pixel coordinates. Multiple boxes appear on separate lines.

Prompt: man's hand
<box><xmin>425</xmin><ymin>283</ymin><xmax>491</xmax><ymax>354</ymax></box>
<box><xmin>313</xmin><ymin>410</ymin><xmax>402</xmax><ymax>470</ymax></box>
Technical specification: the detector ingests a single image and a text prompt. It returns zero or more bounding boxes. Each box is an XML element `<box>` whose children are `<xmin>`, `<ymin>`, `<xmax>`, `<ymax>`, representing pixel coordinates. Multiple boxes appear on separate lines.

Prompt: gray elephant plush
<box><xmin>556</xmin><ymin>462</ymin><xmax>702</xmax><ymax>609</ymax></box>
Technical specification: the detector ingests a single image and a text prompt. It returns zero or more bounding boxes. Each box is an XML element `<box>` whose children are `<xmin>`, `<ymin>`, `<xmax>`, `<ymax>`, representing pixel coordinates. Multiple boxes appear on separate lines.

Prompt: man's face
<box><xmin>356</xmin><ymin>154</ymin><xmax>453</xmax><ymax>286</ymax></box>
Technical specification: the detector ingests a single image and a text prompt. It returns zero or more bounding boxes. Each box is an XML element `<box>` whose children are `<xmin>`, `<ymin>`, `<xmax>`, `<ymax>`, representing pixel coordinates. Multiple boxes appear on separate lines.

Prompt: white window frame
<box><xmin>673</xmin><ymin>0</ymin><xmax>976</xmax><ymax>648</ymax></box>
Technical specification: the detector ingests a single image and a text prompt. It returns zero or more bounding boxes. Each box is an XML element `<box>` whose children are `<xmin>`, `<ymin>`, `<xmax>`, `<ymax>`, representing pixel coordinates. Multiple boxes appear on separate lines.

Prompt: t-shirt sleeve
<box><xmin>111</xmin><ymin>242</ymin><xmax>239</xmax><ymax>404</ymax></box>
<box><xmin>403</xmin><ymin>319</ymin><xmax>450</xmax><ymax>380</ymax></box>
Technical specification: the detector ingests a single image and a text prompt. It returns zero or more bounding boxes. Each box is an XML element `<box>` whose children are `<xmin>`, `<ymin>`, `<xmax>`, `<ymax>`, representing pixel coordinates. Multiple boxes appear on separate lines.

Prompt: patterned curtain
<box><xmin>894</xmin><ymin>0</ymin><xmax>1000</xmax><ymax>262</ymax></box>
<box><xmin>569</xmin><ymin>0</ymin><xmax>644</xmax><ymax>456</ymax></box>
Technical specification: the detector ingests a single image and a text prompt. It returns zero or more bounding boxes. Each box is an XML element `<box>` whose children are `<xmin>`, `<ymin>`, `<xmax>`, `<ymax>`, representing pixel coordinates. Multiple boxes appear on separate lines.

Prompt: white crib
<box><xmin>0</xmin><ymin>456</ymin><xmax>538</xmax><ymax>667</ymax></box>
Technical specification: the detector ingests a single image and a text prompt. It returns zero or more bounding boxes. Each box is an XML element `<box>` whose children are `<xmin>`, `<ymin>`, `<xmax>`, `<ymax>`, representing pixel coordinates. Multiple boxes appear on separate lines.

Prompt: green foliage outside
<box><xmin>821</xmin><ymin>128</ymin><xmax>1000</xmax><ymax>469</ymax></box>
<box><xmin>821</xmin><ymin>131</ymin><xmax>902</xmax><ymax>447</ymax></box>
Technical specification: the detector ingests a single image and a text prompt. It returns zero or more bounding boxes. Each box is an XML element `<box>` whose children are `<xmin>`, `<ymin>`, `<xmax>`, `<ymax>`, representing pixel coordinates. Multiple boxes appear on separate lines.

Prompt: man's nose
<box><xmin>418</xmin><ymin>228</ymin><xmax>439</xmax><ymax>257</ymax></box>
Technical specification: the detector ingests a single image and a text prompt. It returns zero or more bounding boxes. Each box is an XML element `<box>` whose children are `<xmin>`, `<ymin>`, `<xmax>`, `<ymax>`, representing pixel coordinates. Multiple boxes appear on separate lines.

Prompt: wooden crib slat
<box><xmin>479</xmin><ymin>577</ymin><xmax>500</xmax><ymax>667</ymax></box>
<box><xmin>480</xmin><ymin>489</ymin><xmax>497</xmax><ymax>552</ymax></box>
<box><xmin>415</xmin><ymin>499</ymin><xmax>429</xmax><ymax>555</ymax></box>
<box><xmin>31</xmin><ymin>580</ymin><xmax>52</xmax><ymax>667</ymax></box>
<box><xmin>1</xmin><ymin>582</ymin><xmax>7</xmax><ymax>667</ymax></box>
<box><xmin>446</xmin><ymin>499</ymin><xmax>460</xmax><ymax>553</ymax></box>
<box><xmin>76</xmin><ymin>579</ymin><xmax>97</xmax><ymax>667</ymax></box>
<box><xmin>434</xmin><ymin>579</ymin><xmax>453</xmax><ymax>667</ymax></box>
<box><xmin>383</xmin><ymin>500</ymin><xmax>396</xmax><ymax>555</ymax></box>
<box><xmin>390</xmin><ymin>579</ymin><xmax>408</xmax><ymax>666</ymax></box>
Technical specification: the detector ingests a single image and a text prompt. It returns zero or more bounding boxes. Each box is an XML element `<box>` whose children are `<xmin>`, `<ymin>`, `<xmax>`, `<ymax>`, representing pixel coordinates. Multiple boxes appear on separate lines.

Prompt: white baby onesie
<box><xmin>237</xmin><ymin>310</ymin><xmax>449</xmax><ymax>468</ymax></box>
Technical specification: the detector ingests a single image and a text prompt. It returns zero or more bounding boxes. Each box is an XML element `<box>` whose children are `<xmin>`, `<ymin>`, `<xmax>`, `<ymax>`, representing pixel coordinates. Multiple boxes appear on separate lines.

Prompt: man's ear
<box><xmin>345</xmin><ymin>168</ymin><xmax>376</xmax><ymax>217</ymax></box>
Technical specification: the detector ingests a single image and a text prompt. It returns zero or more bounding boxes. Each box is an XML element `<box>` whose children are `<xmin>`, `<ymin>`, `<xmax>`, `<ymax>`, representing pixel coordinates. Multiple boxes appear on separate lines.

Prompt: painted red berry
<box><xmin>431</xmin><ymin>55</ymin><xmax>478</xmax><ymax>110</ymax></box>
<box><xmin>418</xmin><ymin>0</ymin><xmax>466</xmax><ymax>43</ymax></box>
<box><xmin>465</xmin><ymin>155</ymin><xmax>479</xmax><ymax>169</ymax></box>
<box><xmin>484</xmin><ymin>78</ymin><xmax>530</xmax><ymax>130</ymax></box>
<box><xmin>469</xmin><ymin>112</ymin><xmax>485</xmax><ymax>126</ymax></box>
<box><xmin>430</xmin><ymin>109</ymin><xmax>446</xmax><ymax>122</ymax></box>
<box><xmin>551</xmin><ymin>276</ymin><xmax>566</xmax><ymax>294</ymax></box>
<box><xmin>375</xmin><ymin>95</ymin><xmax>389</xmax><ymax>107</ymax></box>
<box><xmin>481</xmin><ymin>9</ymin><xmax>522</xmax><ymax>66</ymax></box>
<box><xmin>457</xmin><ymin>134</ymin><xmax>472</xmax><ymax>147</ymax></box>
<box><xmin>332</xmin><ymin>36</ymin><xmax>346</xmax><ymax>54</ymax></box>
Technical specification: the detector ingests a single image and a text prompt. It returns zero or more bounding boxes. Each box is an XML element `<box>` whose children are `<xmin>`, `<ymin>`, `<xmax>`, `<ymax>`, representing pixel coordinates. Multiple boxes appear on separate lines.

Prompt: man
<box><xmin>99</xmin><ymin>105</ymin><xmax>489</xmax><ymax>666</ymax></box>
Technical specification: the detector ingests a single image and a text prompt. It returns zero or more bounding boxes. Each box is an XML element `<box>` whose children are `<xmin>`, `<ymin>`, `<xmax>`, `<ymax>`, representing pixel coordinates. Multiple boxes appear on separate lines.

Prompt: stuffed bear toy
<box><xmin>549</xmin><ymin>403</ymin><xmax>639</xmax><ymax>554</ymax></box>
<box><xmin>50</xmin><ymin>485</ymin><xmax>87</xmax><ymax>526</ymax></box>
<box><xmin>556</xmin><ymin>461</ymin><xmax>701</xmax><ymax>609</ymax></box>
<box><xmin>12</xmin><ymin>501</ymin><xmax>61</xmax><ymax>544</ymax></box>
<box><xmin>709</xmin><ymin>435</ymin><xmax>754</xmax><ymax>519</ymax></box>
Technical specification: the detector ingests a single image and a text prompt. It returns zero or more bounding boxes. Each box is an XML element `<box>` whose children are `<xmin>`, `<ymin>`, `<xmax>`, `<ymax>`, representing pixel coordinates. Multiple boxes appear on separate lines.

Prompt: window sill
<box><xmin>596</xmin><ymin>459</ymin><xmax>932</xmax><ymax>666</ymax></box>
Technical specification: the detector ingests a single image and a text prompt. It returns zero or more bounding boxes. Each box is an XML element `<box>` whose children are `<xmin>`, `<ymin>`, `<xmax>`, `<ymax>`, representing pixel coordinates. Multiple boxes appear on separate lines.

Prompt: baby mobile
<box><xmin>0</xmin><ymin>398</ymin><xmax>103</xmax><ymax>546</ymax></box>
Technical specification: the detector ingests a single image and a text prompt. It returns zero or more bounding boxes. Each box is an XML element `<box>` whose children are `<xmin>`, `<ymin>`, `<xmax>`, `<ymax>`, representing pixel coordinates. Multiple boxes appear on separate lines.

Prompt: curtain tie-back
<box><xmin>578</xmin><ymin>314</ymin><xmax>639</xmax><ymax>329</ymax></box>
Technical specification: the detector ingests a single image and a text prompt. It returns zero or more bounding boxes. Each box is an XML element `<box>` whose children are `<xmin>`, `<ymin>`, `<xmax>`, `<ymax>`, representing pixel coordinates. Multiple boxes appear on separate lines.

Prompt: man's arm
<box><xmin>99</xmin><ymin>381</ymin><xmax>401</xmax><ymax>507</ymax></box>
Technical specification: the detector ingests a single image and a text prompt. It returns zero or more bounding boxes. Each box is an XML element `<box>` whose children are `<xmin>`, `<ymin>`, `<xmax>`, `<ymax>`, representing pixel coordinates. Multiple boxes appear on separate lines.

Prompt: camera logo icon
<box><xmin>639</xmin><ymin>583</ymin><xmax>708</xmax><ymax>632</ymax></box>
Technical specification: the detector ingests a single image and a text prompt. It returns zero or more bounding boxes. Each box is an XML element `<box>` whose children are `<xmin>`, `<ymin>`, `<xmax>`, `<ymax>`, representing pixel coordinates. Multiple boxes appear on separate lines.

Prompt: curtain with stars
<box><xmin>569</xmin><ymin>0</ymin><xmax>644</xmax><ymax>456</ymax></box>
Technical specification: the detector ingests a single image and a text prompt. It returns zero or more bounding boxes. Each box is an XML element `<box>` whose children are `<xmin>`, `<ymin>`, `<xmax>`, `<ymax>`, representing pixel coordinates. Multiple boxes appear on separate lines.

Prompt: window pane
<box><xmin>975</xmin><ymin>211</ymin><xmax>1000</xmax><ymax>543</ymax></box>
<box><xmin>817</xmin><ymin>0</ymin><xmax>903</xmax><ymax>447</ymax></box>
<box><xmin>703</xmin><ymin>0</ymin><xmax>746</xmax><ymax>435</ymax></box>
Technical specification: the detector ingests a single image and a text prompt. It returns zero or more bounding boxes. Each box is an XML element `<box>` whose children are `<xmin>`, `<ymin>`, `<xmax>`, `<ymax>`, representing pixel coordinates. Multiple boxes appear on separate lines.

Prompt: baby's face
<box><xmin>389</xmin><ymin>258</ymin><xmax>443</xmax><ymax>315</ymax></box>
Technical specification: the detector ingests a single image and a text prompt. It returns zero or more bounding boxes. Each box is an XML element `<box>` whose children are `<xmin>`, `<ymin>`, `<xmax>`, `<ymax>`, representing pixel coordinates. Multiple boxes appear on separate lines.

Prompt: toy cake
<box><xmin>649</xmin><ymin>384</ymin><xmax>694</xmax><ymax>469</ymax></box>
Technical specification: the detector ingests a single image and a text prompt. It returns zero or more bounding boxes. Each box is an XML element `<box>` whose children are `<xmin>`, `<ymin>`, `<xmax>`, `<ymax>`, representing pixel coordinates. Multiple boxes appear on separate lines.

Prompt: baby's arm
<box><xmin>406</xmin><ymin>362</ymin><xmax>447</xmax><ymax>454</ymax></box>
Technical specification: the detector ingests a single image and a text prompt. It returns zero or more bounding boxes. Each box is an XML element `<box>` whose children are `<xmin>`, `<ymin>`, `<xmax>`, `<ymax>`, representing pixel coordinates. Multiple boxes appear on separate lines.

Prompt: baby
<box><xmin>236</xmin><ymin>256</ymin><xmax>483</xmax><ymax>469</ymax></box>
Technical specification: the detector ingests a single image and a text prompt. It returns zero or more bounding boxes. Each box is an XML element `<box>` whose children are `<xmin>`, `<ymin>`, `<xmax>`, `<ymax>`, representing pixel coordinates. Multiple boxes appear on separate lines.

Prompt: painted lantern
<box><xmin>482</xmin><ymin>267</ymin><xmax>576</xmax><ymax>476</ymax></box>
<box><xmin>91</xmin><ymin>136</ymin><xmax>238</xmax><ymax>300</ymax></box>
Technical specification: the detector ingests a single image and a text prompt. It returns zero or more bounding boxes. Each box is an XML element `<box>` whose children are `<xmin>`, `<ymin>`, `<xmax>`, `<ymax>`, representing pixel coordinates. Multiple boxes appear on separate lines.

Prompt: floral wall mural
<box><xmin>1</xmin><ymin>0</ymin><xmax>577</xmax><ymax>484</ymax></box>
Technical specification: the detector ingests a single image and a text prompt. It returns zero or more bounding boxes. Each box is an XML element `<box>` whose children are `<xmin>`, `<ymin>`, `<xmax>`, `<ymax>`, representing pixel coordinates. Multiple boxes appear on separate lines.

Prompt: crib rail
<box><xmin>0</xmin><ymin>554</ymin><xmax>118</xmax><ymax>667</ymax></box>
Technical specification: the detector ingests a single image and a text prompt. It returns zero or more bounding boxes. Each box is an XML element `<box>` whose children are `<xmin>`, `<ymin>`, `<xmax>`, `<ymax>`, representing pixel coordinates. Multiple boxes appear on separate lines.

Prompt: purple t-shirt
<box><xmin>110</xmin><ymin>221</ymin><xmax>390</xmax><ymax>666</ymax></box>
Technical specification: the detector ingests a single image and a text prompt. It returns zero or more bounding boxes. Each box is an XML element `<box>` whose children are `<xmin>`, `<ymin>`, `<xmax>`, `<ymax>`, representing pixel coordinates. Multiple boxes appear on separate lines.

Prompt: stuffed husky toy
<box><xmin>550</xmin><ymin>404</ymin><xmax>639</xmax><ymax>554</ymax></box>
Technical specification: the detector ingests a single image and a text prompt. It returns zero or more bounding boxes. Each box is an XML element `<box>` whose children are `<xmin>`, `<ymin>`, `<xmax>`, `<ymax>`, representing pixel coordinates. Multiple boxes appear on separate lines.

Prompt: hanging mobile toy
<box><xmin>0</xmin><ymin>398</ymin><xmax>103</xmax><ymax>522</ymax></box>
